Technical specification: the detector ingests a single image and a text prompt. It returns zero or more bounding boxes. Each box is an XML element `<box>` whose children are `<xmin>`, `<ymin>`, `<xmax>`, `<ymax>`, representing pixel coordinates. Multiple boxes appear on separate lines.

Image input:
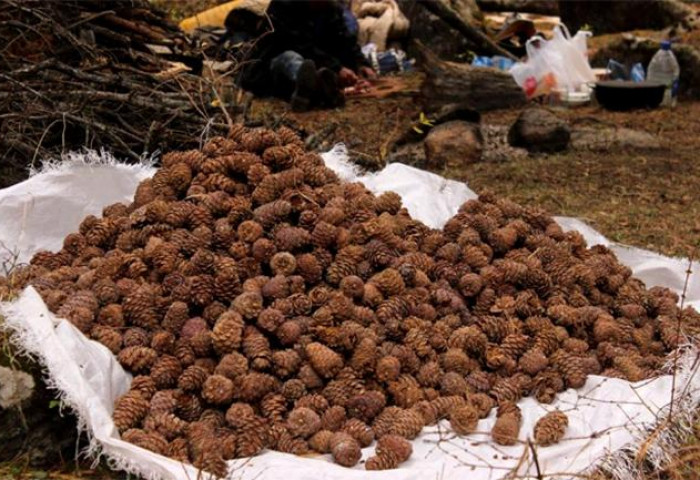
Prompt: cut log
<box><xmin>419</xmin><ymin>0</ymin><xmax>518</xmax><ymax>60</ymax></box>
<box><xmin>417</xmin><ymin>42</ymin><xmax>527</xmax><ymax>111</ymax></box>
<box><xmin>559</xmin><ymin>0</ymin><xmax>695</xmax><ymax>34</ymax></box>
<box><xmin>476</xmin><ymin>0</ymin><xmax>559</xmax><ymax>15</ymax></box>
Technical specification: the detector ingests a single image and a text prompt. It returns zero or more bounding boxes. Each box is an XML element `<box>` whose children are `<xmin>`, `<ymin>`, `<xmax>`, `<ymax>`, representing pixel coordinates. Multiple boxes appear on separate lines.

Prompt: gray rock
<box><xmin>424</xmin><ymin>120</ymin><xmax>483</xmax><ymax>169</ymax></box>
<box><xmin>508</xmin><ymin>108</ymin><xmax>570</xmax><ymax>153</ymax></box>
<box><xmin>570</xmin><ymin>126</ymin><xmax>666</xmax><ymax>152</ymax></box>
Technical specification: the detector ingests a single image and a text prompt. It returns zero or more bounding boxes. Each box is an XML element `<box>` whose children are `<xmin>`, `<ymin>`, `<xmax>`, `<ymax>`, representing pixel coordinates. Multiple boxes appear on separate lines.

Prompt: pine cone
<box><xmin>260</xmin><ymin>393</ymin><xmax>288</xmax><ymax>423</ymax></box>
<box><xmin>449</xmin><ymin>404</ymin><xmax>479</xmax><ymax>435</ymax></box>
<box><xmin>389</xmin><ymin>409</ymin><xmax>424</xmax><ymax>439</ymax></box>
<box><xmin>201</xmin><ymin>374</ymin><xmax>235</xmax><ymax>405</ymax></box>
<box><xmin>113</xmin><ymin>391</ymin><xmax>149</xmax><ymax>432</ymax></box>
<box><xmin>305</xmin><ymin>342</ymin><xmax>344</xmax><ymax>378</ymax></box>
<box><xmin>309</xmin><ymin>429</ymin><xmax>334</xmax><ymax>453</ymax></box>
<box><xmin>287</xmin><ymin>407</ymin><xmax>322</xmax><ymax>438</ymax></box>
<box><xmin>238</xmin><ymin>372</ymin><xmax>279</xmax><ymax>402</ymax></box>
<box><xmin>342</xmin><ymin>418</ymin><xmax>374</xmax><ymax>447</ymax></box>
<box><xmin>178</xmin><ymin>365</ymin><xmax>209</xmax><ymax>391</ymax></box>
<box><xmin>117</xmin><ymin>346</ymin><xmax>158</xmax><ymax>373</ymax></box>
<box><xmin>272</xmin><ymin>349</ymin><xmax>302</xmax><ymax>378</ymax></box>
<box><xmin>534</xmin><ymin>410</ymin><xmax>568</xmax><ymax>446</ymax></box>
<box><xmin>491</xmin><ymin>409</ymin><xmax>522</xmax><ymax>446</ymax></box>
<box><xmin>320</xmin><ymin>405</ymin><xmax>347</xmax><ymax>432</ymax></box>
<box><xmin>122</xmin><ymin>429</ymin><xmax>169</xmax><ymax>455</ymax></box>
<box><xmin>346</xmin><ymin>390</ymin><xmax>386</xmax><ymax>423</ymax></box>
<box><xmin>212</xmin><ymin>310</ymin><xmax>244</xmax><ymax>354</ymax></box>
<box><xmin>242</xmin><ymin>326</ymin><xmax>272</xmax><ymax>371</ymax></box>
<box><xmin>331</xmin><ymin>434</ymin><xmax>361</xmax><ymax>467</ymax></box>
<box><xmin>150</xmin><ymin>355</ymin><xmax>183</xmax><ymax>389</ymax></box>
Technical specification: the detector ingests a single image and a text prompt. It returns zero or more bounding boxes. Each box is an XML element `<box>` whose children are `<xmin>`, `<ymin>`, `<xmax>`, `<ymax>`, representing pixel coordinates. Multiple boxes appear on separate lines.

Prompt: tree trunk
<box><xmin>476</xmin><ymin>0</ymin><xmax>559</xmax><ymax>15</ymax></box>
<box><xmin>420</xmin><ymin>0</ymin><xmax>519</xmax><ymax>60</ymax></box>
<box><xmin>417</xmin><ymin>42</ymin><xmax>527</xmax><ymax>111</ymax></box>
<box><xmin>559</xmin><ymin>0</ymin><xmax>694</xmax><ymax>34</ymax></box>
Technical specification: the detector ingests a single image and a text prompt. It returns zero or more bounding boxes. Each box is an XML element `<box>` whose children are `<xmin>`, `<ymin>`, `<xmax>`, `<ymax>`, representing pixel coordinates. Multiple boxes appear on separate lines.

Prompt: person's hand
<box><xmin>359</xmin><ymin>66</ymin><xmax>377</xmax><ymax>80</ymax></box>
<box><xmin>338</xmin><ymin>67</ymin><xmax>359</xmax><ymax>87</ymax></box>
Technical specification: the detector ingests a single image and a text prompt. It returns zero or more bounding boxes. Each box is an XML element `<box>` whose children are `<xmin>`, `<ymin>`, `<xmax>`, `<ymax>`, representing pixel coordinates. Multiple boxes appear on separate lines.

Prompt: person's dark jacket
<box><xmin>237</xmin><ymin>0</ymin><xmax>368</xmax><ymax>96</ymax></box>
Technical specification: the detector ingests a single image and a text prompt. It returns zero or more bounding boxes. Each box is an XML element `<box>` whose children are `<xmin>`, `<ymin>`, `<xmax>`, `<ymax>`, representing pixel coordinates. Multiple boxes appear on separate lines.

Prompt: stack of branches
<box><xmin>0</xmin><ymin>0</ymin><xmax>233</xmax><ymax>185</ymax></box>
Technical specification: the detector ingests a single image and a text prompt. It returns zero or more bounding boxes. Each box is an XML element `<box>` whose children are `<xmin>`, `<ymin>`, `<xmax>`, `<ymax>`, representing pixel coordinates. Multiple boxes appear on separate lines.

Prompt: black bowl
<box><xmin>595</xmin><ymin>81</ymin><xmax>666</xmax><ymax>111</ymax></box>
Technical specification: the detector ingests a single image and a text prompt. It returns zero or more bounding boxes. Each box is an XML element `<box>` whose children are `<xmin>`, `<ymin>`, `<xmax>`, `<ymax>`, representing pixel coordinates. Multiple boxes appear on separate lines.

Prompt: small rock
<box><xmin>424</xmin><ymin>120</ymin><xmax>483</xmax><ymax>169</ymax></box>
<box><xmin>508</xmin><ymin>108</ymin><xmax>570</xmax><ymax>153</ymax></box>
<box><xmin>0</xmin><ymin>366</ymin><xmax>35</xmax><ymax>409</ymax></box>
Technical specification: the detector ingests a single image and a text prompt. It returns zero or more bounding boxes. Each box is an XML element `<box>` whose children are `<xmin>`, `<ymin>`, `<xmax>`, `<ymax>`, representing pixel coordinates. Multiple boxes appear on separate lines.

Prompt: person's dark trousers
<box><xmin>270</xmin><ymin>50</ymin><xmax>306</xmax><ymax>98</ymax></box>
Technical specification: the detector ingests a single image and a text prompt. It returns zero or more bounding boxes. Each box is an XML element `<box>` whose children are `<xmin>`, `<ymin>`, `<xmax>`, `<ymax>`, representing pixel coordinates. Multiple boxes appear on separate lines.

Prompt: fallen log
<box><xmin>417</xmin><ymin>42</ymin><xmax>527</xmax><ymax>111</ymax></box>
<box><xmin>476</xmin><ymin>0</ymin><xmax>559</xmax><ymax>15</ymax></box>
<box><xmin>419</xmin><ymin>0</ymin><xmax>518</xmax><ymax>60</ymax></box>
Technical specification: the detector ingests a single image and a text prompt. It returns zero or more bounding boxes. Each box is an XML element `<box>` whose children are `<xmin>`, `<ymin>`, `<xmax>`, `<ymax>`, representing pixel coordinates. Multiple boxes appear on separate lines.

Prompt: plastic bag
<box><xmin>510</xmin><ymin>37</ymin><xmax>560</xmax><ymax>98</ymax></box>
<box><xmin>511</xmin><ymin>24</ymin><xmax>595</xmax><ymax>97</ymax></box>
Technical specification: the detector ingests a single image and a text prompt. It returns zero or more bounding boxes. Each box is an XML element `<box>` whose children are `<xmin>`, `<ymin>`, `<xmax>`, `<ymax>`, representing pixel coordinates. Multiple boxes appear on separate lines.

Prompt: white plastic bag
<box><xmin>511</xmin><ymin>24</ymin><xmax>595</xmax><ymax>97</ymax></box>
<box><xmin>550</xmin><ymin>25</ymin><xmax>595</xmax><ymax>89</ymax></box>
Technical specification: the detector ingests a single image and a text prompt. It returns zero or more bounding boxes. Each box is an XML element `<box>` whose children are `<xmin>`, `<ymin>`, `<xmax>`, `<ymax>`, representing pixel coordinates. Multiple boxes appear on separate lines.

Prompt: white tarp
<box><xmin>1</xmin><ymin>148</ymin><xmax>698</xmax><ymax>480</ymax></box>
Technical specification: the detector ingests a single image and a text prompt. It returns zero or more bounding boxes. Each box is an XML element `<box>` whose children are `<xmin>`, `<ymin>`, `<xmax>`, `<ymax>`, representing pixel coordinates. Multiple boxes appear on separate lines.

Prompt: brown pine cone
<box><xmin>534</xmin><ymin>410</ymin><xmax>568</xmax><ymax>446</ymax></box>
<box><xmin>90</xmin><ymin>325</ymin><xmax>122</xmax><ymax>354</ymax></box>
<box><xmin>149</xmin><ymin>390</ymin><xmax>178</xmax><ymax>416</ymax></box>
<box><xmin>309</xmin><ymin>429</ymin><xmax>334</xmax><ymax>453</ymax></box>
<box><xmin>287</xmin><ymin>407</ymin><xmax>322</xmax><ymax>438</ymax></box>
<box><xmin>466</xmin><ymin>393</ymin><xmax>496</xmax><ymax>419</ymax></box>
<box><xmin>113</xmin><ymin>391</ymin><xmax>149</xmax><ymax>432</ymax></box>
<box><xmin>449</xmin><ymin>404</ymin><xmax>479</xmax><ymax>435</ymax></box>
<box><xmin>365</xmin><ymin>453</ymin><xmax>401</xmax><ymax>470</ymax></box>
<box><xmin>296</xmin><ymin>253</ymin><xmax>323</xmax><ymax>285</ymax></box>
<box><xmin>233</xmin><ymin>292</ymin><xmax>264</xmax><ymax>321</ymax></box>
<box><xmin>236</xmin><ymin>413</ymin><xmax>270</xmax><ymax>457</ymax></box>
<box><xmin>430</xmin><ymin>396</ymin><xmax>467</xmax><ymax>419</ymax></box>
<box><xmin>271</xmin><ymin>349</ymin><xmax>301</xmax><ymax>378</ymax></box>
<box><xmin>130</xmin><ymin>376</ymin><xmax>156</xmax><ymax>401</ymax></box>
<box><xmin>389</xmin><ymin>409</ymin><xmax>424</xmax><ymax>439</ymax></box>
<box><xmin>225</xmin><ymin>402</ymin><xmax>256</xmax><ymax>429</ymax></box>
<box><xmin>214</xmin><ymin>352</ymin><xmax>249</xmax><ymax>380</ymax></box>
<box><xmin>448</xmin><ymin>326</ymin><xmax>488</xmax><ymax>356</ymax></box>
<box><xmin>492</xmin><ymin>408</ymin><xmax>522</xmax><ymax>446</ymax></box>
<box><xmin>305</xmin><ymin>342</ymin><xmax>344</xmax><ymax>378</ymax></box>
<box><xmin>121</xmin><ymin>429</ymin><xmax>168</xmax><ymax>455</ymax></box>
<box><xmin>150</xmin><ymin>355</ymin><xmax>183</xmax><ymax>389</ymax></box>
<box><xmin>346</xmin><ymin>391</ymin><xmax>386</xmax><ymax>423</ymax></box>
<box><xmin>551</xmin><ymin>350</ymin><xmax>587</xmax><ymax>389</ymax></box>
<box><xmin>295</xmin><ymin>394</ymin><xmax>330</xmax><ymax>414</ymax></box>
<box><xmin>440</xmin><ymin>371</ymin><xmax>468</xmax><ymax>398</ymax></box>
<box><xmin>270</xmin><ymin>252</ymin><xmax>297</xmax><ymax>276</ymax></box>
<box><xmin>260</xmin><ymin>393</ymin><xmax>288</xmax><ymax>423</ymax></box>
<box><xmin>242</xmin><ymin>325</ymin><xmax>272</xmax><ymax>371</ymax></box>
<box><xmin>201</xmin><ymin>374</ymin><xmax>235</xmax><ymax>405</ymax></box>
<box><xmin>331</xmin><ymin>434</ymin><xmax>362</xmax><ymax>467</ymax></box>
<box><xmin>238</xmin><ymin>372</ymin><xmax>279</xmax><ymax>402</ymax></box>
<box><xmin>177</xmin><ymin>365</ymin><xmax>209</xmax><ymax>391</ymax></box>
<box><xmin>151</xmin><ymin>331</ymin><xmax>176</xmax><ymax>355</ymax></box>
<box><xmin>271</xmin><ymin>425</ymin><xmax>309</xmax><ymax>455</ymax></box>
<box><xmin>147</xmin><ymin>412</ymin><xmax>189</xmax><ymax>440</ymax></box>
<box><xmin>376</xmin><ymin>434</ymin><xmax>412</xmax><ymax>462</ymax></box>
<box><xmin>441</xmin><ymin>348</ymin><xmax>478</xmax><ymax>375</ymax></box>
<box><xmin>321</xmin><ymin>405</ymin><xmax>347</xmax><ymax>432</ymax></box>
<box><xmin>117</xmin><ymin>346</ymin><xmax>158</xmax><ymax>373</ymax></box>
<box><xmin>167</xmin><ymin>437</ymin><xmax>190</xmax><ymax>462</ymax></box>
<box><xmin>212</xmin><ymin>310</ymin><xmax>244</xmax><ymax>354</ymax></box>
<box><xmin>376</xmin><ymin>356</ymin><xmax>401</xmax><ymax>383</ymax></box>
<box><xmin>342</xmin><ymin>418</ymin><xmax>374</xmax><ymax>447</ymax></box>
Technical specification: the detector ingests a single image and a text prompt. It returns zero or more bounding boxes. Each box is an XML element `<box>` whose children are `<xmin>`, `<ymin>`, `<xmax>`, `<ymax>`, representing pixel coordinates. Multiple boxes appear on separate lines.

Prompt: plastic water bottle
<box><xmin>647</xmin><ymin>40</ymin><xmax>680</xmax><ymax>107</ymax></box>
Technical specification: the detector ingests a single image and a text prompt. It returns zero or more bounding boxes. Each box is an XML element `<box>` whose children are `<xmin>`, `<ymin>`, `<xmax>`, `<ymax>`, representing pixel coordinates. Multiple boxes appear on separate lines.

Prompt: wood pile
<box><xmin>0</xmin><ymin>0</ymin><xmax>231</xmax><ymax>186</ymax></box>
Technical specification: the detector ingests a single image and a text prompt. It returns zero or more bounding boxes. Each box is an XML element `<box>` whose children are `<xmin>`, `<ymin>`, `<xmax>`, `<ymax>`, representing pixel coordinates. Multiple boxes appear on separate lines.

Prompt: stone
<box><xmin>0</xmin><ymin>366</ymin><xmax>35</xmax><ymax>408</ymax></box>
<box><xmin>570</xmin><ymin>126</ymin><xmax>665</xmax><ymax>153</ymax></box>
<box><xmin>424</xmin><ymin>120</ymin><xmax>483</xmax><ymax>169</ymax></box>
<box><xmin>507</xmin><ymin>108</ymin><xmax>570</xmax><ymax>153</ymax></box>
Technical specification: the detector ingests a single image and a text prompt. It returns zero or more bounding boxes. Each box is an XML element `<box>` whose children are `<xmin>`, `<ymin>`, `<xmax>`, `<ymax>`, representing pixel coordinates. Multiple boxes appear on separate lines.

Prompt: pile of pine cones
<box><xmin>15</xmin><ymin>125</ymin><xmax>700</xmax><ymax>475</ymax></box>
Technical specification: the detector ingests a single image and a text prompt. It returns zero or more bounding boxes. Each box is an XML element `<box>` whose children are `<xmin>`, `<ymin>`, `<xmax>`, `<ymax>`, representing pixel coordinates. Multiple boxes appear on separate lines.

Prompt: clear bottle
<box><xmin>647</xmin><ymin>40</ymin><xmax>680</xmax><ymax>107</ymax></box>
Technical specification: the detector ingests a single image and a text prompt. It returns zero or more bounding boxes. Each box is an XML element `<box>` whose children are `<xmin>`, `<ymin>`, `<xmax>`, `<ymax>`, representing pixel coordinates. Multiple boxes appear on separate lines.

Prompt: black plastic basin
<box><xmin>595</xmin><ymin>81</ymin><xmax>666</xmax><ymax>111</ymax></box>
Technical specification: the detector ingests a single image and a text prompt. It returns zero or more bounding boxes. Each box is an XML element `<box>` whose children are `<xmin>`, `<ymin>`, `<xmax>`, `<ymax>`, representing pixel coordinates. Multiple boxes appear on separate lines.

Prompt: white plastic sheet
<box><xmin>1</xmin><ymin>150</ymin><xmax>698</xmax><ymax>480</ymax></box>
